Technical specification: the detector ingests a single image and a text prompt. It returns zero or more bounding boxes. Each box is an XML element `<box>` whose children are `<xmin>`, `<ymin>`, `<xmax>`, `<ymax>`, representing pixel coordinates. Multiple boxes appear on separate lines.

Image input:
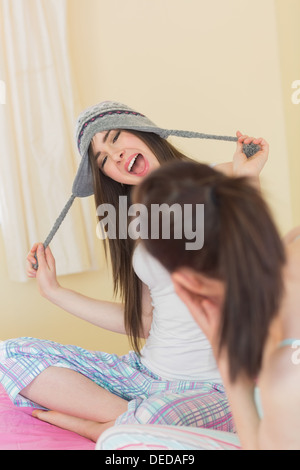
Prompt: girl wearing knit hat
<box><xmin>0</xmin><ymin>101</ymin><xmax>267</xmax><ymax>442</ymax></box>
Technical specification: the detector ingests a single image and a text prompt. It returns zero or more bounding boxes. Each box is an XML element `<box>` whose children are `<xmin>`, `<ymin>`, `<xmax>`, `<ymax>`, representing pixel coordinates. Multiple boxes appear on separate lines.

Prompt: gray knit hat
<box><xmin>33</xmin><ymin>100</ymin><xmax>259</xmax><ymax>266</ymax></box>
<box><xmin>73</xmin><ymin>101</ymin><xmax>170</xmax><ymax>197</ymax></box>
<box><xmin>73</xmin><ymin>100</ymin><xmax>259</xmax><ymax>197</ymax></box>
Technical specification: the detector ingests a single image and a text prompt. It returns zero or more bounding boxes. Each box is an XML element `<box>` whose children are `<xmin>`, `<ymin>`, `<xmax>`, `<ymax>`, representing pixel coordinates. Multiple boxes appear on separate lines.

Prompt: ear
<box><xmin>171</xmin><ymin>268</ymin><xmax>205</xmax><ymax>295</ymax></box>
<box><xmin>172</xmin><ymin>268</ymin><xmax>225</xmax><ymax>299</ymax></box>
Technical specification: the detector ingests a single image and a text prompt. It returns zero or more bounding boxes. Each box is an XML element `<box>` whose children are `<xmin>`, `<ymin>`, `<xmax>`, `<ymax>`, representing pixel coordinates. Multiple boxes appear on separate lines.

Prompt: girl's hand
<box><xmin>26</xmin><ymin>243</ymin><xmax>60</xmax><ymax>298</ymax></box>
<box><xmin>26</xmin><ymin>242</ymin><xmax>40</xmax><ymax>278</ymax></box>
<box><xmin>233</xmin><ymin>131</ymin><xmax>269</xmax><ymax>179</ymax></box>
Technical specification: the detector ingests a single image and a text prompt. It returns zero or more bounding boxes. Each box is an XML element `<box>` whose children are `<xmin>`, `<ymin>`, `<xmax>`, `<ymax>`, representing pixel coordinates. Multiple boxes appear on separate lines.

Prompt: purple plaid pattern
<box><xmin>0</xmin><ymin>338</ymin><xmax>234</xmax><ymax>432</ymax></box>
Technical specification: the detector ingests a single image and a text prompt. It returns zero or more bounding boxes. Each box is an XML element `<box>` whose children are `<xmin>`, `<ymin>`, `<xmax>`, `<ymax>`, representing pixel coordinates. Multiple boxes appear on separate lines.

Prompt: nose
<box><xmin>111</xmin><ymin>149</ymin><xmax>124</xmax><ymax>163</ymax></box>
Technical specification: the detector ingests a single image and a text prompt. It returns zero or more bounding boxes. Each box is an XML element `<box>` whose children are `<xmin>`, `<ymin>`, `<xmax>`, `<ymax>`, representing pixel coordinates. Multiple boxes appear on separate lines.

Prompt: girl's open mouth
<box><xmin>127</xmin><ymin>153</ymin><xmax>148</xmax><ymax>176</ymax></box>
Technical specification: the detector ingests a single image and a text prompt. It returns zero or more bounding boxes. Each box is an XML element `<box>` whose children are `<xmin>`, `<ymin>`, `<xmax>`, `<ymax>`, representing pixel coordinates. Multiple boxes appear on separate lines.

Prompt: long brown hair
<box><xmin>88</xmin><ymin>130</ymin><xmax>190</xmax><ymax>353</ymax></box>
<box><xmin>134</xmin><ymin>160</ymin><xmax>286</xmax><ymax>381</ymax></box>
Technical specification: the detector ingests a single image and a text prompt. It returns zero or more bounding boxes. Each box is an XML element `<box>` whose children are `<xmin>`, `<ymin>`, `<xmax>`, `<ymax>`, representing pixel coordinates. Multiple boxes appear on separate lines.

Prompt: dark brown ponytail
<box><xmin>213</xmin><ymin>177</ymin><xmax>285</xmax><ymax>381</ymax></box>
<box><xmin>134</xmin><ymin>160</ymin><xmax>286</xmax><ymax>381</ymax></box>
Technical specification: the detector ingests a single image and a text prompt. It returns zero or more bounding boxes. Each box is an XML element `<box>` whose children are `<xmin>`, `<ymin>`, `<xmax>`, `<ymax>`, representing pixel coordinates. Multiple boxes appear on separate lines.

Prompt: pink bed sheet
<box><xmin>0</xmin><ymin>385</ymin><xmax>95</xmax><ymax>450</ymax></box>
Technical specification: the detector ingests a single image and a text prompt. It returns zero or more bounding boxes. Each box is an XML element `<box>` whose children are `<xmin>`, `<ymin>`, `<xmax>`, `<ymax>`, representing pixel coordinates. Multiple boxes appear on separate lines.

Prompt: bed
<box><xmin>0</xmin><ymin>385</ymin><xmax>94</xmax><ymax>450</ymax></box>
<box><xmin>0</xmin><ymin>384</ymin><xmax>241</xmax><ymax>450</ymax></box>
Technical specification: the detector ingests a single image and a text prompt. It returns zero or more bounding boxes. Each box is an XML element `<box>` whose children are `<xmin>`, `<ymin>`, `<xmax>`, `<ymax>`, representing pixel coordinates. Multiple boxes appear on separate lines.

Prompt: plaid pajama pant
<box><xmin>0</xmin><ymin>337</ymin><xmax>234</xmax><ymax>431</ymax></box>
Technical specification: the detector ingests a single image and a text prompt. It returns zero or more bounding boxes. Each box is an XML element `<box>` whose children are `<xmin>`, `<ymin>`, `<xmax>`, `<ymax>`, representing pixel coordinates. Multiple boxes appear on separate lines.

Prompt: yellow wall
<box><xmin>275</xmin><ymin>0</ymin><xmax>300</xmax><ymax>225</ymax></box>
<box><xmin>0</xmin><ymin>0</ymin><xmax>298</xmax><ymax>350</ymax></box>
<box><xmin>67</xmin><ymin>0</ymin><xmax>293</xmax><ymax>231</ymax></box>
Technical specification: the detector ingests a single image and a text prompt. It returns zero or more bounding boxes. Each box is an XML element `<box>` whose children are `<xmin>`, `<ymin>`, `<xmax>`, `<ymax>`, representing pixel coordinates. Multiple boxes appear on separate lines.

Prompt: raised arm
<box><xmin>26</xmin><ymin>243</ymin><xmax>127</xmax><ymax>334</ymax></box>
<box><xmin>215</xmin><ymin>131</ymin><xmax>269</xmax><ymax>190</ymax></box>
<box><xmin>27</xmin><ymin>243</ymin><xmax>153</xmax><ymax>337</ymax></box>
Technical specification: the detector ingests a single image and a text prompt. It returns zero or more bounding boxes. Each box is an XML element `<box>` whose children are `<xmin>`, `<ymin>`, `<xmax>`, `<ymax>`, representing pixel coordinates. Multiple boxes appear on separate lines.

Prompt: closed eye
<box><xmin>113</xmin><ymin>130</ymin><xmax>121</xmax><ymax>143</ymax></box>
<box><xmin>101</xmin><ymin>156</ymin><xmax>108</xmax><ymax>168</ymax></box>
<box><xmin>97</xmin><ymin>130</ymin><xmax>121</xmax><ymax>170</ymax></box>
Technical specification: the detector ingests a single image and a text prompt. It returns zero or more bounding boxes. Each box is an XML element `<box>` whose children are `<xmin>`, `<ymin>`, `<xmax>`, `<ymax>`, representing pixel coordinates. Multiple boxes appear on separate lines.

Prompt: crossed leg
<box><xmin>21</xmin><ymin>366</ymin><xmax>129</xmax><ymax>442</ymax></box>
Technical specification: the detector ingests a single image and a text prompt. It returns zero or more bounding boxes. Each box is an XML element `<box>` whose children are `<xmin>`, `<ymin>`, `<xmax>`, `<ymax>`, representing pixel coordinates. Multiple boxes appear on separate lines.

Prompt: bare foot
<box><xmin>32</xmin><ymin>409</ymin><xmax>115</xmax><ymax>442</ymax></box>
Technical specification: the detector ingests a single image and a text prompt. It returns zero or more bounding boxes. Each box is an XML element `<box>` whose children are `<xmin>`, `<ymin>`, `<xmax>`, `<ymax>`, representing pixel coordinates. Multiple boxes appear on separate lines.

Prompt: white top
<box><xmin>133</xmin><ymin>243</ymin><xmax>222</xmax><ymax>383</ymax></box>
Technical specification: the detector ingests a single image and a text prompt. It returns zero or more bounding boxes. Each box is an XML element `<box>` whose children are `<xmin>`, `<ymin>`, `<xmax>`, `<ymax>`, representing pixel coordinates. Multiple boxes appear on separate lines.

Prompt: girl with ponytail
<box><xmin>134</xmin><ymin>158</ymin><xmax>300</xmax><ymax>449</ymax></box>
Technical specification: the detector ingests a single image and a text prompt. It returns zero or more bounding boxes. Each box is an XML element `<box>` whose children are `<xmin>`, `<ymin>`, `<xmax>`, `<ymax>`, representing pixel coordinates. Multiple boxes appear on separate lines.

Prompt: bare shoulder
<box><xmin>259</xmin><ymin>348</ymin><xmax>300</xmax><ymax>449</ymax></box>
<box><xmin>263</xmin><ymin>347</ymin><xmax>300</xmax><ymax>398</ymax></box>
<box><xmin>283</xmin><ymin>226</ymin><xmax>300</xmax><ymax>246</ymax></box>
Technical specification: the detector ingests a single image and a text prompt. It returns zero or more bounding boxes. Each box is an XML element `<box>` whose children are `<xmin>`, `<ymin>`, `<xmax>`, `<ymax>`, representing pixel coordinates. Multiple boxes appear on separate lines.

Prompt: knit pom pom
<box><xmin>243</xmin><ymin>142</ymin><xmax>261</xmax><ymax>158</ymax></box>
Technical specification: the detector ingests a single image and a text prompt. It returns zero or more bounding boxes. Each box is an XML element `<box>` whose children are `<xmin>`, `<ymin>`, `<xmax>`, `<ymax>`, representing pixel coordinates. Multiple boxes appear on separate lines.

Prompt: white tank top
<box><xmin>133</xmin><ymin>243</ymin><xmax>222</xmax><ymax>383</ymax></box>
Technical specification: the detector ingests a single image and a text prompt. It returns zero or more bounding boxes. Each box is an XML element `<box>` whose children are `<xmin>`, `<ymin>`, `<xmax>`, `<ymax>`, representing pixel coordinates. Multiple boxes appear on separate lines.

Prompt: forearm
<box><xmin>215</xmin><ymin>161</ymin><xmax>261</xmax><ymax>190</ymax></box>
<box><xmin>44</xmin><ymin>286</ymin><xmax>127</xmax><ymax>335</ymax></box>
<box><xmin>30</xmin><ymin>245</ymin><xmax>152</xmax><ymax>338</ymax></box>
